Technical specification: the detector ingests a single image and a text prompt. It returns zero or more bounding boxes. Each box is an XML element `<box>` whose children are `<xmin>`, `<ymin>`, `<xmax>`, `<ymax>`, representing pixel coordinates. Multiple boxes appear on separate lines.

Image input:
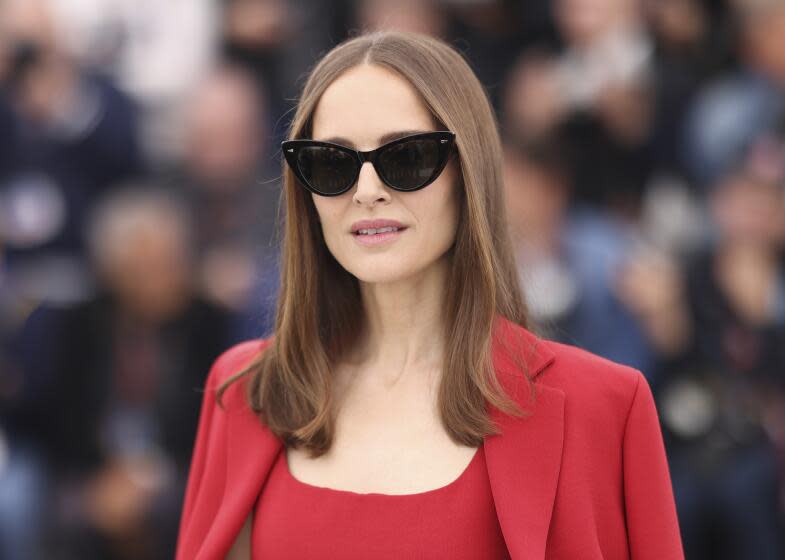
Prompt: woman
<box><xmin>176</xmin><ymin>30</ymin><xmax>684</xmax><ymax>559</ymax></box>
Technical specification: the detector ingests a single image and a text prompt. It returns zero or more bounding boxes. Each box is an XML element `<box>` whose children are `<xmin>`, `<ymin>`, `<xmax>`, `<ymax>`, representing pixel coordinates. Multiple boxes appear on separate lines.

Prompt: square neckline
<box><xmin>280</xmin><ymin>443</ymin><xmax>484</xmax><ymax>498</ymax></box>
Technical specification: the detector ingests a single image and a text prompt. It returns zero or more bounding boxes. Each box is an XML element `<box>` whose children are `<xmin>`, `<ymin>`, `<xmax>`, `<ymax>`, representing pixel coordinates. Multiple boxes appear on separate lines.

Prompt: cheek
<box><xmin>311</xmin><ymin>196</ymin><xmax>344</xmax><ymax>248</ymax></box>
<box><xmin>311</xmin><ymin>194</ymin><xmax>337</xmax><ymax>225</ymax></box>
<box><xmin>413</xmin><ymin>177</ymin><xmax>461</xmax><ymax>255</ymax></box>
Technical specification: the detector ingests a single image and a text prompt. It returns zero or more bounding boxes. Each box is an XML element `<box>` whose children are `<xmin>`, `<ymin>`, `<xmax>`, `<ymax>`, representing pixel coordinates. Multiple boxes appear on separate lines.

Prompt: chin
<box><xmin>343</xmin><ymin>260</ymin><xmax>415</xmax><ymax>285</ymax></box>
<box><xmin>332</xmin><ymin>248</ymin><xmax>419</xmax><ymax>283</ymax></box>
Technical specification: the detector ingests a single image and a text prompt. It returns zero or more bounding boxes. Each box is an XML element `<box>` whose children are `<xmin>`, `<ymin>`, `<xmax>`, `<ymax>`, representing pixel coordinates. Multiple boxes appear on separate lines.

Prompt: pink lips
<box><xmin>353</xmin><ymin>229</ymin><xmax>405</xmax><ymax>246</ymax></box>
<box><xmin>350</xmin><ymin>218</ymin><xmax>408</xmax><ymax>247</ymax></box>
<box><xmin>350</xmin><ymin>218</ymin><xmax>406</xmax><ymax>233</ymax></box>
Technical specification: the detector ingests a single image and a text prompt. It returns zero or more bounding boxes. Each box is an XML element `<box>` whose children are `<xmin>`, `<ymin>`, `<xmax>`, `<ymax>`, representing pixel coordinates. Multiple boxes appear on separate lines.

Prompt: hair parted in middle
<box><xmin>217</xmin><ymin>29</ymin><xmax>537</xmax><ymax>458</ymax></box>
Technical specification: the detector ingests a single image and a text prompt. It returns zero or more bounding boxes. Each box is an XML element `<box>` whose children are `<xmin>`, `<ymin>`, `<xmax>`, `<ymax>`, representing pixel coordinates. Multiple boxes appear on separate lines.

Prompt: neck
<box><xmin>350</xmin><ymin>256</ymin><xmax>450</xmax><ymax>381</ymax></box>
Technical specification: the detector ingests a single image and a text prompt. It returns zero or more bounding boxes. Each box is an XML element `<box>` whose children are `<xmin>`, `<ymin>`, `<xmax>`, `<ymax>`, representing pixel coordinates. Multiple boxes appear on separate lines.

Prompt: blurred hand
<box><xmin>614</xmin><ymin>247</ymin><xmax>692</xmax><ymax>355</ymax></box>
<box><xmin>594</xmin><ymin>81</ymin><xmax>652</xmax><ymax>144</ymax></box>
<box><xmin>615</xmin><ymin>248</ymin><xmax>682</xmax><ymax>315</ymax></box>
<box><xmin>85</xmin><ymin>455</ymin><xmax>166</xmax><ymax>538</ymax></box>
<box><xmin>714</xmin><ymin>243</ymin><xmax>782</xmax><ymax>326</ymax></box>
<box><xmin>506</xmin><ymin>56</ymin><xmax>567</xmax><ymax>141</ymax></box>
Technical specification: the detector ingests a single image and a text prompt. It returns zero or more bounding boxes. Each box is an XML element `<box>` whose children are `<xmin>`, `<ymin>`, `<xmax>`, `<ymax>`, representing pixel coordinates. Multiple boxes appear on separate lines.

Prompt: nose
<box><xmin>352</xmin><ymin>161</ymin><xmax>391</xmax><ymax>206</ymax></box>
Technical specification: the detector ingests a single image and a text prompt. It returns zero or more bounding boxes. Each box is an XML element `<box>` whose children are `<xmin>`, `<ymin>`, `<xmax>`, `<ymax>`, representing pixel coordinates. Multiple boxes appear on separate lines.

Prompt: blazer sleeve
<box><xmin>176</xmin><ymin>340</ymin><xmax>264</xmax><ymax>559</ymax></box>
<box><xmin>622</xmin><ymin>370</ymin><xmax>685</xmax><ymax>560</ymax></box>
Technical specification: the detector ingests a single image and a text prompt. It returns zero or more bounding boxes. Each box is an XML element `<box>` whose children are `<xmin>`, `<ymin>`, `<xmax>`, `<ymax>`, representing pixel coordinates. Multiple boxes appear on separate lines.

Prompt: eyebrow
<box><xmin>317</xmin><ymin>129</ymin><xmax>429</xmax><ymax>148</ymax></box>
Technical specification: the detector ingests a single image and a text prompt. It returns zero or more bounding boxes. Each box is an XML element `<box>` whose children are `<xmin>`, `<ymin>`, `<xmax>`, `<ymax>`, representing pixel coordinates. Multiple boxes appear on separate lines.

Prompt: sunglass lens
<box><xmin>377</xmin><ymin>138</ymin><xmax>442</xmax><ymax>190</ymax></box>
<box><xmin>297</xmin><ymin>146</ymin><xmax>356</xmax><ymax>194</ymax></box>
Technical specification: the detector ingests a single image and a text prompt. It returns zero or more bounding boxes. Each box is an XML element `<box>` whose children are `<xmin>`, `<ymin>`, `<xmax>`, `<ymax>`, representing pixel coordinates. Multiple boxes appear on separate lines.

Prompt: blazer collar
<box><xmin>203</xmin><ymin>318</ymin><xmax>561</xmax><ymax>560</ymax></box>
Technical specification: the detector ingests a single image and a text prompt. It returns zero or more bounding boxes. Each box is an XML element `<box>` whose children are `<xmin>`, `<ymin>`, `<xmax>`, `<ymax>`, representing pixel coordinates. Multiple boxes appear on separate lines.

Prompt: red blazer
<box><xmin>176</xmin><ymin>318</ymin><xmax>684</xmax><ymax>559</ymax></box>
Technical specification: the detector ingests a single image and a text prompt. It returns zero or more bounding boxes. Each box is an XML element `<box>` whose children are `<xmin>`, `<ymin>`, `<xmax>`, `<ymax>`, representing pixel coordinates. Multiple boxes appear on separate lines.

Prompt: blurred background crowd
<box><xmin>0</xmin><ymin>0</ymin><xmax>783</xmax><ymax>558</ymax></box>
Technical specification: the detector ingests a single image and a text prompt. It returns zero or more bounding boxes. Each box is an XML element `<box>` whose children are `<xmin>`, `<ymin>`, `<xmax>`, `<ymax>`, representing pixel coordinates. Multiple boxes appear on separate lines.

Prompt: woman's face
<box><xmin>309</xmin><ymin>64</ymin><xmax>460</xmax><ymax>285</ymax></box>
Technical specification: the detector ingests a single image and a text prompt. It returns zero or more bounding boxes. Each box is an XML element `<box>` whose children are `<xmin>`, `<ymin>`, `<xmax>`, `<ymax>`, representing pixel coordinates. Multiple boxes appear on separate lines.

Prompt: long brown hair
<box><xmin>218</xmin><ymin>30</ymin><xmax>535</xmax><ymax>457</ymax></box>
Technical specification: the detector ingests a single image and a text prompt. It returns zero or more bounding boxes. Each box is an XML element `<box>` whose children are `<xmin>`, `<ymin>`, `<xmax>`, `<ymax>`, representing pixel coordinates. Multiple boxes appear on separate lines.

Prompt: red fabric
<box><xmin>176</xmin><ymin>316</ymin><xmax>685</xmax><ymax>559</ymax></box>
<box><xmin>252</xmin><ymin>443</ymin><xmax>510</xmax><ymax>558</ymax></box>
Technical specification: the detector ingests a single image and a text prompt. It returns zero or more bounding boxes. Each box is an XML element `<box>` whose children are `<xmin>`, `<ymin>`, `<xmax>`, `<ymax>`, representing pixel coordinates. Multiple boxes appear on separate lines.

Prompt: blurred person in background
<box><xmin>0</xmin><ymin>242</ymin><xmax>48</xmax><ymax>560</ymax></box>
<box><xmin>356</xmin><ymin>0</ymin><xmax>558</xmax><ymax>114</ymax></box>
<box><xmin>643</xmin><ymin>0</ymin><xmax>734</xmax><ymax>178</ymax></box>
<box><xmin>504</xmin><ymin>0</ymin><xmax>656</xmax><ymax>221</ymax></box>
<box><xmin>0</xmin><ymin>0</ymin><xmax>143</xmax><ymax>304</ymax></box>
<box><xmin>16</xmin><ymin>187</ymin><xmax>235</xmax><ymax>559</ymax></box>
<box><xmin>40</xmin><ymin>0</ymin><xmax>219</xmax><ymax>166</ymax></box>
<box><xmin>502</xmin><ymin>134</ymin><xmax>658</xmax><ymax>379</ymax></box>
<box><xmin>615</xmin><ymin>128</ymin><xmax>785</xmax><ymax>559</ymax></box>
<box><xmin>173</xmin><ymin>63</ymin><xmax>279</xmax><ymax>338</ymax></box>
<box><xmin>221</xmin><ymin>0</ymin><xmax>343</xmax><ymax>144</ymax></box>
<box><xmin>501</xmin><ymin>52</ymin><xmax>659</xmax><ymax>378</ymax></box>
<box><xmin>684</xmin><ymin>0</ymin><xmax>785</xmax><ymax>188</ymax></box>
<box><xmin>440</xmin><ymin>0</ymin><xmax>557</xmax><ymax>113</ymax></box>
<box><xmin>0</xmin><ymin>3</ymin><xmax>142</xmax><ymax>555</ymax></box>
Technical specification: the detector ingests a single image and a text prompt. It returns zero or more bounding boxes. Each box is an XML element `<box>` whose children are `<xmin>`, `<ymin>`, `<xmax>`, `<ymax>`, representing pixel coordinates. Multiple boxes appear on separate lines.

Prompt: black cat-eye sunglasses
<box><xmin>281</xmin><ymin>130</ymin><xmax>457</xmax><ymax>197</ymax></box>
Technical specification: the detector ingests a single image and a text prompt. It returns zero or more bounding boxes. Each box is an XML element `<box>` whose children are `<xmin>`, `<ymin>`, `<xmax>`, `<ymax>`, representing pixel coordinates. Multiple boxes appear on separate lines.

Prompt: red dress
<box><xmin>252</xmin><ymin>442</ymin><xmax>511</xmax><ymax>559</ymax></box>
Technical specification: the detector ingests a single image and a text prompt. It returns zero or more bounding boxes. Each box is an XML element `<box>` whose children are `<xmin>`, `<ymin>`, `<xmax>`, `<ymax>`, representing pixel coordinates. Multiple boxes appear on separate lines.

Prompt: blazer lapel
<box><xmin>485</xmin><ymin>321</ymin><xmax>563</xmax><ymax>559</ymax></box>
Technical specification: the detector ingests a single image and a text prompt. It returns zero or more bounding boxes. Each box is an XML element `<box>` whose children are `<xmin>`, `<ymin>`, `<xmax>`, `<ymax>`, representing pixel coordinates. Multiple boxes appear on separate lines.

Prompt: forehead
<box><xmin>311</xmin><ymin>64</ymin><xmax>437</xmax><ymax>150</ymax></box>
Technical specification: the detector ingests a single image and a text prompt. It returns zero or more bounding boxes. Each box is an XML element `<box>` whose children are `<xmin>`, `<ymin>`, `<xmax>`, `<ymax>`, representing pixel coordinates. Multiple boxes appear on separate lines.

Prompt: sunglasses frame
<box><xmin>281</xmin><ymin>130</ymin><xmax>457</xmax><ymax>197</ymax></box>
